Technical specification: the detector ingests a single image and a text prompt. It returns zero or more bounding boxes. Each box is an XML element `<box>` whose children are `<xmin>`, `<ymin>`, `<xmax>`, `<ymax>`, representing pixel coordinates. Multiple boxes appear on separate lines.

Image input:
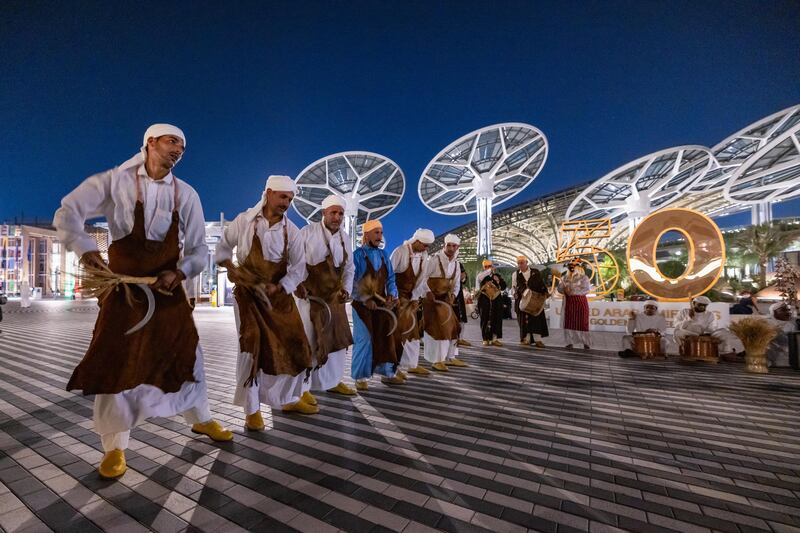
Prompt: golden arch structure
<box><xmin>553</xmin><ymin>218</ymin><xmax>619</xmax><ymax>298</ymax></box>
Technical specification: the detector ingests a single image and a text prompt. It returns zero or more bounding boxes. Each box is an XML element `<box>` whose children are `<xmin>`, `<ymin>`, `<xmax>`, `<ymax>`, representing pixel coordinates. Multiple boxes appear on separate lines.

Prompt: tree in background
<box><xmin>733</xmin><ymin>223</ymin><xmax>800</xmax><ymax>289</ymax></box>
<box><xmin>774</xmin><ymin>258</ymin><xmax>800</xmax><ymax>313</ymax></box>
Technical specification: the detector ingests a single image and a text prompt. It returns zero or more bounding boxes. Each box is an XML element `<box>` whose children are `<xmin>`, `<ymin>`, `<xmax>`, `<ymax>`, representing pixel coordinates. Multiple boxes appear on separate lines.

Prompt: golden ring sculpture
<box><xmin>627</xmin><ymin>208</ymin><xmax>725</xmax><ymax>301</ymax></box>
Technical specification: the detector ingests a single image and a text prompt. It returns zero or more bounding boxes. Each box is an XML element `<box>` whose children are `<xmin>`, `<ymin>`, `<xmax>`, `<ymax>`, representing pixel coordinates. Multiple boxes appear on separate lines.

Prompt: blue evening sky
<box><xmin>1</xmin><ymin>0</ymin><xmax>798</xmax><ymax>252</ymax></box>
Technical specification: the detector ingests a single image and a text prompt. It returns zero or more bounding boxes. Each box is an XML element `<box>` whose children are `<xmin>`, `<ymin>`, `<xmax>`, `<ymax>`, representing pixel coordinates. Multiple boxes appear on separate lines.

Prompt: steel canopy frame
<box><xmin>418</xmin><ymin>122</ymin><xmax>548</xmax><ymax>256</ymax></box>
<box><xmin>565</xmin><ymin>145</ymin><xmax>716</xmax><ymax>240</ymax></box>
<box><xmin>294</xmin><ymin>151</ymin><xmax>405</xmax><ymax>251</ymax></box>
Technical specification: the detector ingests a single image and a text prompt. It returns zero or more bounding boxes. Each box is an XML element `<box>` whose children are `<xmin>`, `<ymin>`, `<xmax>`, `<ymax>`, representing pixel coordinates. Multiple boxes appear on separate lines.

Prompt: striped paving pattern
<box><xmin>0</xmin><ymin>300</ymin><xmax>799</xmax><ymax>533</ymax></box>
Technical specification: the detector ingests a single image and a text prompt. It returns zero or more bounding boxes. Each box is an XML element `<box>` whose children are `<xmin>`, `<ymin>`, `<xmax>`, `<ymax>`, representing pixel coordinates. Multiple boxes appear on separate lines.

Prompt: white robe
<box><xmin>215</xmin><ymin>208</ymin><xmax>308</xmax><ymax>411</ymax></box>
<box><xmin>423</xmin><ymin>251</ymin><xmax>461</xmax><ymax>363</ymax></box>
<box><xmin>390</xmin><ymin>242</ymin><xmax>428</xmax><ymax>370</ymax></box>
<box><xmin>53</xmin><ymin>155</ymin><xmax>211</xmax><ymax>451</ymax></box>
<box><xmin>673</xmin><ymin>308</ymin><xmax>742</xmax><ymax>353</ymax></box>
<box><xmin>296</xmin><ymin>222</ymin><xmax>354</xmax><ymax>391</ymax></box>
<box><xmin>622</xmin><ymin>311</ymin><xmax>668</xmax><ymax>351</ymax></box>
<box><xmin>557</xmin><ymin>272</ymin><xmax>591</xmax><ymax>346</ymax></box>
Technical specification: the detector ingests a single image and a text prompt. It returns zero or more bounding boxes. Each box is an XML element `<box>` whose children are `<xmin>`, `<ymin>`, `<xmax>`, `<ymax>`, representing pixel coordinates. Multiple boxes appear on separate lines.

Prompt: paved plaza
<box><xmin>0</xmin><ymin>300</ymin><xmax>799</xmax><ymax>533</ymax></box>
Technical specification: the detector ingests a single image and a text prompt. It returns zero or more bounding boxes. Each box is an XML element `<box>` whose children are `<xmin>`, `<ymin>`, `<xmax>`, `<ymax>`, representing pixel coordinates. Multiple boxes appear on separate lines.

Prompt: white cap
<box><xmin>643</xmin><ymin>300</ymin><xmax>659</xmax><ymax>309</ymax></box>
<box><xmin>412</xmin><ymin>228</ymin><xmax>435</xmax><ymax>245</ymax></box>
<box><xmin>265</xmin><ymin>175</ymin><xmax>297</xmax><ymax>194</ymax></box>
<box><xmin>322</xmin><ymin>194</ymin><xmax>346</xmax><ymax>209</ymax></box>
<box><xmin>142</xmin><ymin>123</ymin><xmax>186</xmax><ymax>151</ymax></box>
<box><xmin>693</xmin><ymin>296</ymin><xmax>711</xmax><ymax>305</ymax></box>
<box><xmin>444</xmin><ymin>234</ymin><xmax>460</xmax><ymax>245</ymax></box>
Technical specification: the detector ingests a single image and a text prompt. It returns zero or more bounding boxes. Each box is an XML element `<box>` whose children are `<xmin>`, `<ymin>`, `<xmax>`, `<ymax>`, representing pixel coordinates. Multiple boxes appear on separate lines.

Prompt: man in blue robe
<box><xmin>351</xmin><ymin>220</ymin><xmax>402</xmax><ymax>390</ymax></box>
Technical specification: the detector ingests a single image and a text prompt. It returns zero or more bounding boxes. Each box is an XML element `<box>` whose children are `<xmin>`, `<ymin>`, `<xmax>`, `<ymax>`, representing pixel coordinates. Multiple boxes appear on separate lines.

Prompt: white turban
<box><xmin>444</xmin><ymin>234</ymin><xmax>460</xmax><ymax>245</ymax></box>
<box><xmin>693</xmin><ymin>296</ymin><xmax>711</xmax><ymax>305</ymax></box>
<box><xmin>322</xmin><ymin>194</ymin><xmax>346</xmax><ymax>209</ymax></box>
<box><xmin>643</xmin><ymin>300</ymin><xmax>659</xmax><ymax>309</ymax></box>
<box><xmin>412</xmin><ymin>228</ymin><xmax>434</xmax><ymax>245</ymax></box>
<box><xmin>265</xmin><ymin>175</ymin><xmax>297</xmax><ymax>193</ymax></box>
<box><xmin>142</xmin><ymin>123</ymin><xmax>186</xmax><ymax>153</ymax></box>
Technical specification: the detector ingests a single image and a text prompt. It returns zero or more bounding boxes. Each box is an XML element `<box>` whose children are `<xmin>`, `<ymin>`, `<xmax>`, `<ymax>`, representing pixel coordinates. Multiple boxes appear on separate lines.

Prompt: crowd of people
<box><xmin>52</xmin><ymin>124</ymin><xmax>481</xmax><ymax>479</ymax></box>
<box><xmin>52</xmin><ymin>124</ymin><xmax>798</xmax><ymax>480</ymax></box>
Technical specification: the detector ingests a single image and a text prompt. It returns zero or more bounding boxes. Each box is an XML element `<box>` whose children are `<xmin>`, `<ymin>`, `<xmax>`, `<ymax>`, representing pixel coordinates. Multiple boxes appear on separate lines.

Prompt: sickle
<box><xmin>433</xmin><ymin>299</ymin><xmax>456</xmax><ymax>325</ymax></box>
<box><xmin>125</xmin><ymin>284</ymin><xmax>155</xmax><ymax>335</ymax></box>
<box><xmin>375</xmin><ymin>306</ymin><xmax>398</xmax><ymax>336</ymax></box>
<box><xmin>308</xmin><ymin>295</ymin><xmax>332</xmax><ymax>329</ymax></box>
<box><xmin>401</xmin><ymin>310</ymin><xmax>417</xmax><ymax>336</ymax></box>
<box><xmin>253</xmin><ymin>285</ymin><xmax>273</xmax><ymax>310</ymax></box>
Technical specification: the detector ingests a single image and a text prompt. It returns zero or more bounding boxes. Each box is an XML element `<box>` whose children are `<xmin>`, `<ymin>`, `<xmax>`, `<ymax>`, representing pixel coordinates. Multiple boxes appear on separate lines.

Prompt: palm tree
<box><xmin>733</xmin><ymin>223</ymin><xmax>800</xmax><ymax>288</ymax></box>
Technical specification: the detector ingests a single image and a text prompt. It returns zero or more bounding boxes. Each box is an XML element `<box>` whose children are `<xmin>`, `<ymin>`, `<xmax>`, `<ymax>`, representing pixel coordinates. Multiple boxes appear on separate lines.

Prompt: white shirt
<box><xmin>299</xmin><ymin>221</ymin><xmax>354</xmax><ymax>295</ymax></box>
<box><xmin>627</xmin><ymin>312</ymin><xmax>667</xmax><ymax>334</ymax></box>
<box><xmin>557</xmin><ymin>272</ymin><xmax>591</xmax><ymax>296</ymax></box>
<box><xmin>511</xmin><ymin>268</ymin><xmax>532</xmax><ymax>294</ymax></box>
<box><xmin>674</xmin><ymin>308</ymin><xmax>717</xmax><ymax>333</ymax></box>
<box><xmin>53</xmin><ymin>155</ymin><xmax>208</xmax><ymax>279</ymax></box>
<box><xmin>390</xmin><ymin>242</ymin><xmax>428</xmax><ymax>299</ymax></box>
<box><xmin>214</xmin><ymin>207</ymin><xmax>305</xmax><ymax>294</ymax></box>
<box><xmin>425</xmin><ymin>251</ymin><xmax>461</xmax><ymax>298</ymax></box>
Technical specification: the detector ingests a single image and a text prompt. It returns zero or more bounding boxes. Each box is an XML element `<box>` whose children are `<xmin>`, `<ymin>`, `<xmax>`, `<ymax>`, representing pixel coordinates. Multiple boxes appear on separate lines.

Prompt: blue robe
<box><xmin>351</xmin><ymin>245</ymin><xmax>398</xmax><ymax>380</ymax></box>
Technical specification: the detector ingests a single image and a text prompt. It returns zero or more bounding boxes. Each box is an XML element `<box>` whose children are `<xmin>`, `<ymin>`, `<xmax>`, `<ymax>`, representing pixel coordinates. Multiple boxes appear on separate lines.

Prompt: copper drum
<box><xmin>633</xmin><ymin>332</ymin><xmax>662</xmax><ymax>359</ymax></box>
<box><xmin>682</xmin><ymin>335</ymin><xmax>719</xmax><ymax>362</ymax></box>
<box><xmin>481</xmin><ymin>282</ymin><xmax>501</xmax><ymax>301</ymax></box>
<box><xmin>520</xmin><ymin>289</ymin><xmax>546</xmax><ymax>316</ymax></box>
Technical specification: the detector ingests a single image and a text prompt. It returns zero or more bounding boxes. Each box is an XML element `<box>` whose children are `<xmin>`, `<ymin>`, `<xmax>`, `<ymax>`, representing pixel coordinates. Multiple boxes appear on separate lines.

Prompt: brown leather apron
<box><xmin>67</xmin><ymin>175</ymin><xmax>198</xmax><ymax>395</ymax></box>
<box><xmin>234</xmin><ymin>219</ymin><xmax>312</xmax><ymax>384</ymax></box>
<box><xmin>304</xmin><ymin>225</ymin><xmax>353</xmax><ymax>365</ymax></box>
<box><xmin>394</xmin><ymin>245</ymin><xmax>422</xmax><ymax>343</ymax></box>
<box><xmin>352</xmin><ymin>253</ymin><xmax>398</xmax><ymax>370</ymax></box>
<box><xmin>423</xmin><ymin>255</ymin><xmax>460</xmax><ymax>341</ymax></box>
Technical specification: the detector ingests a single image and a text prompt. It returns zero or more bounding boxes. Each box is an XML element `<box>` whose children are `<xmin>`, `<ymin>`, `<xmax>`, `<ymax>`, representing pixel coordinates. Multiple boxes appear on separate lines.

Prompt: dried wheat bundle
<box><xmin>74</xmin><ymin>264</ymin><xmax>157</xmax><ymax>306</ymax></box>
<box><xmin>729</xmin><ymin>318</ymin><xmax>779</xmax><ymax>354</ymax></box>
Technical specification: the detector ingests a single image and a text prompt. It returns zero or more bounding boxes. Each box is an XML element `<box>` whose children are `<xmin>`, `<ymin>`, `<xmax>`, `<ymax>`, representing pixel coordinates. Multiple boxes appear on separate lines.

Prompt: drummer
<box><xmin>511</xmin><ymin>256</ymin><xmax>549</xmax><ymax>348</ymax></box>
<box><xmin>618</xmin><ymin>300</ymin><xmax>667</xmax><ymax>358</ymax></box>
<box><xmin>674</xmin><ymin>296</ymin><xmax>742</xmax><ymax>355</ymax></box>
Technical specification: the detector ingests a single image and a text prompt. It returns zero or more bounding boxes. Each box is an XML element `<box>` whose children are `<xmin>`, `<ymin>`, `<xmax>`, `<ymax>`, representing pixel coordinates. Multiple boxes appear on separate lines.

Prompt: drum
<box><xmin>633</xmin><ymin>332</ymin><xmax>662</xmax><ymax>359</ymax></box>
<box><xmin>480</xmin><ymin>282</ymin><xmax>500</xmax><ymax>300</ymax></box>
<box><xmin>681</xmin><ymin>335</ymin><xmax>719</xmax><ymax>363</ymax></box>
<box><xmin>520</xmin><ymin>289</ymin><xmax>546</xmax><ymax>316</ymax></box>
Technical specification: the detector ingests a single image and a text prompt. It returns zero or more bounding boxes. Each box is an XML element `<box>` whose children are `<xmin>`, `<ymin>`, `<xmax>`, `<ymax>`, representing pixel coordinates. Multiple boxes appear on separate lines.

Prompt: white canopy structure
<box><xmin>723</xmin><ymin>113</ymin><xmax>800</xmax><ymax>224</ymax></box>
<box><xmin>430</xmin><ymin>104</ymin><xmax>800</xmax><ymax>267</ymax></box>
<box><xmin>565</xmin><ymin>145</ymin><xmax>715</xmax><ymax>239</ymax></box>
<box><xmin>693</xmin><ymin>104</ymin><xmax>800</xmax><ymax>223</ymax></box>
<box><xmin>293</xmin><ymin>151</ymin><xmax>405</xmax><ymax>250</ymax></box>
<box><xmin>418</xmin><ymin>123</ymin><xmax>548</xmax><ymax>256</ymax></box>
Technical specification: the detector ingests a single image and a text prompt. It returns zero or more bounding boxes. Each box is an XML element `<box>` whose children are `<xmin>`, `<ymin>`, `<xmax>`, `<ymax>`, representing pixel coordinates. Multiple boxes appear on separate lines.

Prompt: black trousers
<box><xmin>478</xmin><ymin>295</ymin><xmax>503</xmax><ymax>341</ymax></box>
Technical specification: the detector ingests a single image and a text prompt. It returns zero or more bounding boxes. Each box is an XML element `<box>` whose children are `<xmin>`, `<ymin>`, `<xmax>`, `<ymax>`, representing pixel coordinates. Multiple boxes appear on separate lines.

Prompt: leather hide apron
<box><xmin>304</xmin><ymin>225</ymin><xmax>353</xmax><ymax>365</ymax></box>
<box><xmin>352</xmin><ymin>254</ymin><xmax>398</xmax><ymax>371</ymax></box>
<box><xmin>67</xmin><ymin>176</ymin><xmax>198</xmax><ymax>395</ymax></box>
<box><xmin>423</xmin><ymin>255</ymin><xmax>460</xmax><ymax>341</ymax></box>
<box><xmin>235</xmin><ymin>219</ymin><xmax>312</xmax><ymax>384</ymax></box>
<box><xmin>394</xmin><ymin>245</ymin><xmax>422</xmax><ymax>343</ymax></box>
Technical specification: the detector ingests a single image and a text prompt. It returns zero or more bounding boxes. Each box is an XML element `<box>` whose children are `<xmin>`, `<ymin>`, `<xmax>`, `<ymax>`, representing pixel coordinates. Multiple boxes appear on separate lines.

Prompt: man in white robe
<box><xmin>53</xmin><ymin>124</ymin><xmax>232</xmax><ymax>479</ymax></box>
<box><xmin>216</xmin><ymin>175</ymin><xmax>316</xmax><ymax>431</ymax></box>
<box><xmin>296</xmin><ymin>194</ymin><xmax>357</xmax><ymax>399</ymax></box>
<box><xmin>674</xmin><ymin>296</ymin><xmax>742</xmax><ymax>354</ymax></box>
<box><xmin>423</xmin><ymin>238</ymin><xmax>467</xmax><ymax>369</ymax></box>
<box><xmin>557</xmin><ymin>262</ymin><xmax>591</xmax><ymax>349</ymax></box>
<box><xmin>390</xmin><ymin>229</ymin><xmax>433</xmax><ymax>377</ymax></box>
<box><xmin>619</xmin><ymin>300</ymin><xmax>668</xmax><ymax>357</ymax></box>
